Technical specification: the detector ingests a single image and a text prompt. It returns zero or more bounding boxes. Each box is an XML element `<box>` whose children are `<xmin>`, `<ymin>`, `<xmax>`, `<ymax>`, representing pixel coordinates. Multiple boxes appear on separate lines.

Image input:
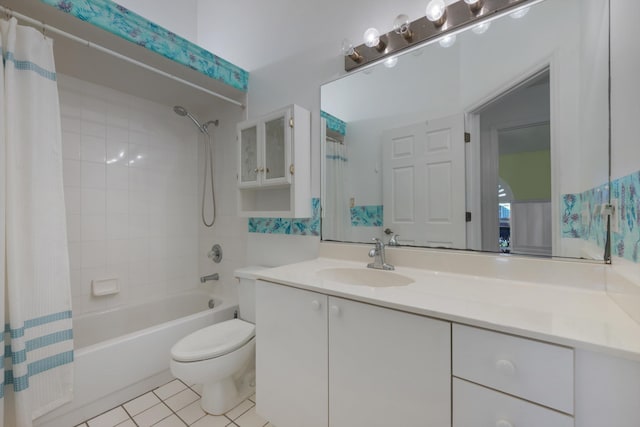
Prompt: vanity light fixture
<box><xmin>363</xmin><ymin>28</ymin><xmax>386</xmax><ymax>52</ymax></box>
<box><xmin>464</xmin><ymin>0</ymin><xmax>484</xmax><ymax>13</ymax></box>
<box><xmin>341</xmin><ymin>39</ymin><xmax>363</xmax><ymax>63</ymax></box>
<box><xmin>343</xmin><ymin>0</ymin><xmax>535</xmax><ymax>71</ymax></box>
<box><xmin>438</xmin><ymin>34</ymin><xmax>457</xmax><ymax>48</ymax></box>
<box><xmin>393</xmin><ymin>14</ymin><xmax>414</xmax><ymax>42</ymax></box>
<box><xmin>425</xmin><ymin>0</ymin><xmax>447</xmax><ymax>27</ymax></box>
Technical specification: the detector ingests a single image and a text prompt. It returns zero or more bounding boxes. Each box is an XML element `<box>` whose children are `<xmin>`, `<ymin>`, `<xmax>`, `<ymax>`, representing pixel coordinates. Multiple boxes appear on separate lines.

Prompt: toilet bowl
<box><xmin>170</xmin><ymin>266</ymin><xmax>264</xmax><ymax>415</ymax></box>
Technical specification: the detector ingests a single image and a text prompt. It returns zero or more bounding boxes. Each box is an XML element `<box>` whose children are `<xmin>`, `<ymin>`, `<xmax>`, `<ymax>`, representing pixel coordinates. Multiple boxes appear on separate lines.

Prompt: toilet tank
<box><xmin>233</xmin><ymin>266</ymin><xmax>266</xmax><ymax>324</ymax></box>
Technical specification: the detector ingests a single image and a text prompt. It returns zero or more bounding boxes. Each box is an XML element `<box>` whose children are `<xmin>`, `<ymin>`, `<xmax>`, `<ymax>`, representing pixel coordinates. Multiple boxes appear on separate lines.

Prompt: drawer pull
<box><xmin>495</xmin><ymin>359</ymin><xmax>516</xmax><ymax>376</ymax></box>
<box><xmin>496</xmin><ymin>420</ymin><xmax>514</xmax><ymax>427</ymax></box>
<box><xmin>311</xmin><ymin>300</ymin><xmax>321</xmax><ymax>311</ymax></box>
<box><xmin>330</xmin><ymin>305</ymin><xmax>341</xmax><ymax>317</ymax></box>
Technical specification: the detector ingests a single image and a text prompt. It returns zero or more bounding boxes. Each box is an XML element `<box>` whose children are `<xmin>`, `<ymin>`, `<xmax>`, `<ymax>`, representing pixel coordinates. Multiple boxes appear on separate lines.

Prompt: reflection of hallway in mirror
<box><xmin>475</xmin><ymin>69</ymin><xmax>552</xmax><ymax>256</ymax></box>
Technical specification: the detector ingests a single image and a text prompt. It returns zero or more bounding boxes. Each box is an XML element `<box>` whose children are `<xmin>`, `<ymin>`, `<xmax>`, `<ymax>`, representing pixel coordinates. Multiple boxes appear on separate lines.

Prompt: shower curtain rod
<box><xmin>0</xmin><ymin>5</ymin><xmax>246</xmax><ymax>108</ymax></box>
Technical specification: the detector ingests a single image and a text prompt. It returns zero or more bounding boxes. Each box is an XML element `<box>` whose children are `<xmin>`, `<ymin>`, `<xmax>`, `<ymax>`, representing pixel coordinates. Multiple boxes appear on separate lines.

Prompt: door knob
<box><xmin>496</xmin><ymin>420</ymin><xmax>513</xmax><ymax>427</ymax></box>
<box><xmin>495</xmin><ymin>359</ymin><xmax>516</xmax><ymax>376</ymax></box>
<box><xmin>311</xmin><ymin>300</ymin><xmax>321</xmax><ymax>311</ymax></box>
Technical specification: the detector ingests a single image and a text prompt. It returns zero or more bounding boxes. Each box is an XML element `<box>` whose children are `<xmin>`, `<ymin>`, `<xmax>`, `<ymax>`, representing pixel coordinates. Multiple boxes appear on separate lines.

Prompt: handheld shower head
<box><xmin>173</xmin><ymin>105</ymin><xmax>207</xmax><ymax>134</ymax></box>
<box><xmin>173</xmin><ymin>105</ymin><xmax>188</xmax><ymax>116</ymax></box>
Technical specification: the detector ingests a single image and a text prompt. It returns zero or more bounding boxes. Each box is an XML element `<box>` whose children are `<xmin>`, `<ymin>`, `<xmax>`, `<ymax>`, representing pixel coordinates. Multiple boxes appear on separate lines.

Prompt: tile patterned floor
<box><xmin>76</xmin><ymin>379</ymin><xmax>274</xmax><ymax>427</ymax></box>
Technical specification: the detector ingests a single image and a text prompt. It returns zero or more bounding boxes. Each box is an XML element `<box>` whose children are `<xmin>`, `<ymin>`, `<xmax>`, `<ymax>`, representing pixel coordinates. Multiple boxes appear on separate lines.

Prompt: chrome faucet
<box><xmin>200</xmin><ymin>273</ymin><xmax>219</xmax><ymax>283</ymax></box>
<box><xmin>367</xmin><ymin>238</ymin><xmax>394</xmax><ymax>270</ymax></box>
<box><xmin>388</xmin><ymin>234</ymin><xmax>400</xmax><ymax>246</ymax></box>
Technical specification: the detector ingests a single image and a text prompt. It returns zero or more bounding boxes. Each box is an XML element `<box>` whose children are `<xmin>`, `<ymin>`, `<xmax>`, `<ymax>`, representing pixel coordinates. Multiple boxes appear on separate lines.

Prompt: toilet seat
<box><xmin>171</xmin><ymin>319</ymin><xmax>255</xmax><ymax>362</ymax></box>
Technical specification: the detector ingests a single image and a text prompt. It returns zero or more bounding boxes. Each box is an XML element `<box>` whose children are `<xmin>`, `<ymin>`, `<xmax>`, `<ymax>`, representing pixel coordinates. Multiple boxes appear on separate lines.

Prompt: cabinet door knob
<box><xmin>253</xmin><ymin>168</ymin><xmax>259</xmax><ymax>173</ymax></box>
<box><xmin>496</xmin><ymin>420</ymin><xmax>513</xmax><ymax>427</ymax></box>
<box><xmin>330</xmin><ymin>305</ymin><xmax>341</xmax><ymax>316</ymax></box>
<box><xmin>495</xmin><ymin>359</ymin><xmax>516</xmax><ymax>376</ymax></box>
<box><xmin>311</xmin><ymin>300</ymin><xmax>321</xmax><ymax>311</ymax></box>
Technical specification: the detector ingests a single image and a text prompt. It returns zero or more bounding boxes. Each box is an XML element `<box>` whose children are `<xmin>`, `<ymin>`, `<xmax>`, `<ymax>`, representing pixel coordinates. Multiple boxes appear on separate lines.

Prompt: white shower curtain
<box><xmin>323</xmin><ymin>140</ymin><xmax>349</xmax><ymax>241</ymax></box>
<box><xmin>1</xmin><ymin>18</ymin><xmax>73</xmax><ymax>426</ymax></box>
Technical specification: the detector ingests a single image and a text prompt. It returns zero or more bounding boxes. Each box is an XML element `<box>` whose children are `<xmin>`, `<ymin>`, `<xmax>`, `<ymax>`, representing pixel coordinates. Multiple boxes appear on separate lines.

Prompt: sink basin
<box><xmin>316</xmin><ymin>267</ymin><xmax>414</xmax><ymax>287</ymax></box>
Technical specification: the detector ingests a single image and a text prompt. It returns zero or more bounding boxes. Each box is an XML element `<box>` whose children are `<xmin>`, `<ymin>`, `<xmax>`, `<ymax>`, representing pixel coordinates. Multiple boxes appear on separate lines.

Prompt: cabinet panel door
<box><xmin>328</xmin><ymin>297</ymin><xmax>451</xmax><ymax>427</ymax></box>
<box><xmin>262</xmin><ymin>109</ymin><xmax>292</xmax><ymax>186</ymax></box>
<box><xmin>256</xmin><ymin>281</ymin><xmax>328</xmax><ymax>427</ymax></box>
<box><xmin>453</xmin><ymin>378</ymin><xmax>573</xmax><ymax>427</ymax></box>
<box><xmin>238</xmin><ymin>122</ymin><xmax>260</xmax><ymax>187</ymax></box>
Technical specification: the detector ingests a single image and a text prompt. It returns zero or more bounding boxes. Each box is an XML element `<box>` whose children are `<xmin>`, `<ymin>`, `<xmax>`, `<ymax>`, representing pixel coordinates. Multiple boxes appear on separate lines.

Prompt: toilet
<box><xmin>170</xmin><ymin>266</ymin><xmax>263</xmax><ymax>415</ymax></box>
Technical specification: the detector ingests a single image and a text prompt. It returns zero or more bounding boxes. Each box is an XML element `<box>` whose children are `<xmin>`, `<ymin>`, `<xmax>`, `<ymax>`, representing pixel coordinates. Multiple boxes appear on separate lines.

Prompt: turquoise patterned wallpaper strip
<box><xmin>611</xmin><ymin>171</ymin><xmax>640</xmax><ymax>262</ymax></box>
<box><xmin>321</xmin><ymin>110</ymin><xmax>347</xmax><ymax>136</ymax></box>
<box><xmin>351</xmin><ymin>205</ymin><xmax>383</xmax><ymax>227</ymax></box>
<box><xmin>562</xmin><ymin>169</ymin><xmax>640</xmax><ymax>263</ymax></box>
<box><xmin>248</xmin><ymin>198</ymin><xmax>320</xmax><ymax>236</ymax></box>
<box><xmin>40</xmin><ymin>0</ymin><xmax>249</xmax><ymax>92</ymax></box>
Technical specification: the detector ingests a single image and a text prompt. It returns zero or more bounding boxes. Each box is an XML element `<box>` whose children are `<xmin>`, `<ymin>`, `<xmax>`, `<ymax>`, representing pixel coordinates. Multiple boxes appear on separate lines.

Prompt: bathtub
<box><xmin>35</xmin><ymin>289</ymin><xmax>237</xmax><ymax>427</ymax></box>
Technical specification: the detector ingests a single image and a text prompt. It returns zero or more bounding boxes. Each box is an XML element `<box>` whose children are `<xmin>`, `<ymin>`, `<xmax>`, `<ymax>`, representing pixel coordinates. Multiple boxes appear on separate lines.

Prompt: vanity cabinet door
<box><xmin>255</xmin><ymin>280</ymin><xmax>328</xmax><ymax>427</ymax></box>
<box><xmin>328</xmin><ymin>297</ymin><xmax>451</xmax><ymax>427</ymax></box>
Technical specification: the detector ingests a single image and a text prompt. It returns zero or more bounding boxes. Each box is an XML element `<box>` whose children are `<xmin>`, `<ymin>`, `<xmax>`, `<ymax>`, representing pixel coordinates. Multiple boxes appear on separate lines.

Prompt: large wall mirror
<box><xmin>321</xmin><ymin>0</ymin><xmax>610</xmax><ymax>261</ymax></box>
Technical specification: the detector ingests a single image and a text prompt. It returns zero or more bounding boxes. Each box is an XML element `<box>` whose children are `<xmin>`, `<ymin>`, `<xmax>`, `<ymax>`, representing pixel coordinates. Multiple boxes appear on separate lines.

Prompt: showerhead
<box><xmin>173</xmin><ymin>105</ymin><xmax>206</xmax><ymax>134</ymax></box>
<box><xmin>173</xmin><ymin>105</ymin><xmax>188</xmax><ymax>117</ymax></box>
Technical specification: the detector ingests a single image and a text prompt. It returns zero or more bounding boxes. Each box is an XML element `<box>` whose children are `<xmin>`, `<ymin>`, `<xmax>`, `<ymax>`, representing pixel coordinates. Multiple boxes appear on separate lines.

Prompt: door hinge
<box><xmin>465</xmin><ymin>212</ymin><xmax>472</xmax><ymax>222</ymax></box>
<box><xmin>289</xmin><ymin>164</ymin><xmax>295</xmax><ymax>175</ymax></box>
<box><xmin>464</xmin><ymin>132</ymin><xmax>471</xmax><ymax>143</ymax></box>
<box><xmin>289</xmin><ymin>118</ymin><xmax>294</xmax><ymax>128</ymax></box>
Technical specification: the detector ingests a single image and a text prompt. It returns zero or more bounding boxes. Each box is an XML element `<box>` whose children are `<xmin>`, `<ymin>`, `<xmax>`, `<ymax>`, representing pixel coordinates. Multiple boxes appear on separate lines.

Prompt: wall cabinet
<box><xmin>237</xmin><ymin>105</ymin><xmax>310</xmax><ymax>217</ymax></box>
<box><xmin>255</xmin><ymin>280</ymin><xmax>451</xmax><ymax>427</ymax></box>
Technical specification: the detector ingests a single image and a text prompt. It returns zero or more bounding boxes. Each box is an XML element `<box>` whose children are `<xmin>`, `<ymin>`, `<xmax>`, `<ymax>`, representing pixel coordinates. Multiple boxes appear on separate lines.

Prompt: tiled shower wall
<box><xmin>59</xmin><ymin>75</ymin><xmax>200</xmax><ymax>315</ymax></box>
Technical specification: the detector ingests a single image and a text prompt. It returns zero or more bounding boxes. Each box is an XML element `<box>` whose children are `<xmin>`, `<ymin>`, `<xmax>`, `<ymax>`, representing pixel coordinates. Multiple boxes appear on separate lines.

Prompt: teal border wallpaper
<box><xmin>350</xmin><ymin>205</ymin><xmax>383</xmax><ymax>227</ymax></box>
<box><xmin>40</xmin><ymin>0</ymin><xmax>249</xmax><ymax>92</ymax></box>
<box><xmin>248</xmin><ymin>198</ymin><xmax>320</xmax><ymax>236</ymax></box>
<box><xmin>321</xmin><ymin>110</ymin><xmax>346</xmax><ymax>136</ymax></box>
<box><xmin>562</xmin><ymin>169</ymin><xmax>640</xmax><ymax>263</ymax></box>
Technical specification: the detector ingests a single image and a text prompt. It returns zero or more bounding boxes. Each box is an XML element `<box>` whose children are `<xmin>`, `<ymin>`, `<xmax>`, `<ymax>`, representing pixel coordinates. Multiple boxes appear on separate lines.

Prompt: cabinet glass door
<box><xmin>263</xmin><ymin>111</ymin><xmax>291</xmax><ymax>186</ymax></box>
<box><xmin>239</xmin><ymin>124</ymin><xmax>259</xmax><ymax>187</ymax></box>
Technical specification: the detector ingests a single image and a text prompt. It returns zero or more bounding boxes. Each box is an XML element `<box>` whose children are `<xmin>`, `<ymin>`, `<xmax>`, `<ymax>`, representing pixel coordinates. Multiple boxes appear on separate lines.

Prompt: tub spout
<box><xmin>200</xmin><ymin>273</ymin><xmax>219</xmax><ymax>283</ymax></box>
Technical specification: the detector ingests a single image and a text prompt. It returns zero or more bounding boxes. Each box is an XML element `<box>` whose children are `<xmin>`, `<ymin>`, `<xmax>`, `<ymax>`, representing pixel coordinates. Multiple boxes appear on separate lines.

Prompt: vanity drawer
<box><xmin>453</xmin><ymin>378</ymin><xmax>573</xmax><ymax>427</ymax></box>
<box><xmin>452</xmin><ymin>324</ymin><xmax>574</xmax><ymax>414</ymax></box>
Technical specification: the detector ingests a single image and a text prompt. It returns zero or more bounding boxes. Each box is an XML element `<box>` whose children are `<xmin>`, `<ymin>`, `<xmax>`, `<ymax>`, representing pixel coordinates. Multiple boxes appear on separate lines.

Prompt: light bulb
<box><xmin>341</xmin><ymin>38</ymin><xmax>363</xmax><ymax>63</ymax></box>
<box><xmin>393</xmin><ymin>14</ymin><xmax>413</xmax><ymax>41</ymax></box>
<box><xmin>510</xmin><ymin>6</ymin><xmax>530</xmax><ymax>19</ymax></box>
<box><xmin>439</xmin><ymin>34</ymin><xmax>456</xmax><ymax>48</ymax></box>
<box><xmin>425</xmin><ymin>0</ymin><xmax>447</xmax><ymax>25</ymax></box>
<box><xmin>472</xmin><ymin>21</ymin><xmax>491</xmax><ymax>34</ymax></box>
<box><xmin>363</xmin><ymin>28</ymin><xmax>381</xmax><ymax>48</ymax></box>
<box><xmin>384</xmin><ymin>56</ymin><xmax>398</xmax><ymax>68</ymax></box>
<box><xmin>464</xmin><ymin>0</ymin><xmax>483</xmax><ymax>12</ymax></box>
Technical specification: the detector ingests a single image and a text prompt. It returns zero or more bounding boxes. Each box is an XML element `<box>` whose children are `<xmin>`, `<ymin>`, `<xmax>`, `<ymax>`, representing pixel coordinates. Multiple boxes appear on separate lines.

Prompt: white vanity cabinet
<box><xmin>255</xmin><ymin>280</ymin><xmax>451</xmax><ymax>427</ymax></box>
<box><xmin>237</xmin><ymin>105</ymin><xmax>311</xmax><ymax>217</ymax></box>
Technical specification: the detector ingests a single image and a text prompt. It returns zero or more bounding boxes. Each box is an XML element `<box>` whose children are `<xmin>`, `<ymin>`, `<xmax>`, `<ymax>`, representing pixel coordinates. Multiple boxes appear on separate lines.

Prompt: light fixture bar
<box><xmin>345</xmin><ymin>0</ymin><xmax>535</xmax><ymax>71</ymax></box>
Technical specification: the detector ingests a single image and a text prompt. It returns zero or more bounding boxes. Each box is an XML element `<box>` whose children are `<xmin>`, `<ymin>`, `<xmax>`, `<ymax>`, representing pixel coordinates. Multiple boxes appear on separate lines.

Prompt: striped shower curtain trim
<box><xmin>1</xmin><ymin>311</ymin><xmax>73</xmax><ymax>397</ymax></box>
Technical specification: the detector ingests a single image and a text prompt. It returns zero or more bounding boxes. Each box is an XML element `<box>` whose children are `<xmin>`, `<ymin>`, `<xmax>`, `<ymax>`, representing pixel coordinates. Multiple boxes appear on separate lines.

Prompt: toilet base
<box><xmin>200</xmin><ymin>367</ymin><xmax>255</xmax><ymax>415</ymax></box>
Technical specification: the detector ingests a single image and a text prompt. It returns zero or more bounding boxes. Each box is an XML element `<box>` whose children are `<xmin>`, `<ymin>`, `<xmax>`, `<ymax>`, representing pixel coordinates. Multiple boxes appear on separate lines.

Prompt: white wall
<box><xmin>59</xmin><ymin>75</ymin><xmax>201</xmax><ymax>315</ymax></box>
<box><xmin>611</xmin><ymin>0</ymin><xmax>640</xmax><ymax>180</ymax></box>
<box><xmin>115</xmin><ymin>0</ymin><xmax>198</xmax><ymax>44</ymax></box>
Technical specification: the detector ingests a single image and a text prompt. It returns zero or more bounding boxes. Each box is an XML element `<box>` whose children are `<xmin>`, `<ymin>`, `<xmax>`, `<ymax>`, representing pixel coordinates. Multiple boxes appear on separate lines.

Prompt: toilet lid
<box><xmin>171</xmin><ymin>319</ymin><xmax>255</xmax><ymax>362</ymax></box>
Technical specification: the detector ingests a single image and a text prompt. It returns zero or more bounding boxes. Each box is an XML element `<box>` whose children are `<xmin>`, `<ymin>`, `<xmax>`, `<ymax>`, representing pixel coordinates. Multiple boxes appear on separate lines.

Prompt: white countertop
<box><xmin>256</xmin><ymin>257</ymin><xmax>640</xmax><ymax>361</ymax></box>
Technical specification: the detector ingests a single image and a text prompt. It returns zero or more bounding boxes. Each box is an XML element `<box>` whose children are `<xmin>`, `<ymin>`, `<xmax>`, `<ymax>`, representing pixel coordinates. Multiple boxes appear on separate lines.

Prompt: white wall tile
<box><xmin>63</xmin><ymin>159</ymin><xmax>81</xmax><ymax>187</ymax></box>
<box><xmin>64</xmin><ymin>186</ymin><xmax>81</xmax><ymax>214</ymax></box>
<box><xmin>81</xmin><ymin>215</ymin><xmax>106</xmax><ymax>241</ymax></box>
<box><xmin>81</xmin><ymin>162</ymin><xmax>106</xmax><ymax>189</ymax></box>
<box><xmin>106</xmin><ymin>164</ymin><xmax>129</xmax><ymax>190</ymax></box>
<box><xmin>60</xmin><ymin>75</ymin><xmax>203</xmax><ymax>314</ymax></box>
<box><xmin>81</xmin><ymin>188</ymin><xmax>106</xmax><ymax>215</ymax></box>
<box><xmin>62</xmin><ymin>131</ymin><xmax>82</xmax><ymax>160</ymax></box>
<box><xmin>81</xmin><ymin>134</ymin><xmax>106</xmax><ymax>163</ymax></box>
